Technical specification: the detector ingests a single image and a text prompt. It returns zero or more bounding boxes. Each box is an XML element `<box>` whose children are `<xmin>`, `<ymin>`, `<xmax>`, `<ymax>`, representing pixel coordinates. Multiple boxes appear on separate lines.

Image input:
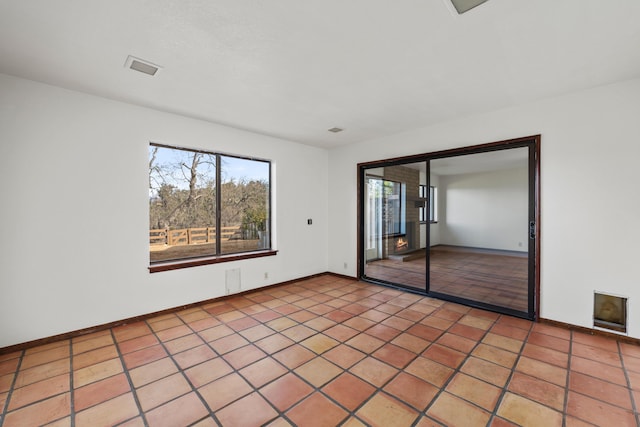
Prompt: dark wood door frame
<box><xmin>357</xmin><ymin>135</ymin><xmax>541</xmax><ymax>320</ymax></box>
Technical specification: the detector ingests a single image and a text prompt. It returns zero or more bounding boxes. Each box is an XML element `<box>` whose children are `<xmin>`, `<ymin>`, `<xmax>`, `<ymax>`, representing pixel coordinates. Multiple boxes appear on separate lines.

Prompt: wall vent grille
<box><xmin>594</xmin><ymin>292</ymin><xmax>627</xmax><ymax>334</ymax></box>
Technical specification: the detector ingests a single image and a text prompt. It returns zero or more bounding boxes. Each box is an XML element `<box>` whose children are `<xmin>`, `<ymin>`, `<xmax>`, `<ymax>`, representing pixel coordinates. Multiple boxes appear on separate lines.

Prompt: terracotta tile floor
<box><xmin>365</xmin><ymin>246</ymin><xmax>529</xmax><ymax>312</ymax></box>
<box><xmin>1</xmin><ymin>275</ymin><xmax>639</xmax><ymax>426</ymax></box>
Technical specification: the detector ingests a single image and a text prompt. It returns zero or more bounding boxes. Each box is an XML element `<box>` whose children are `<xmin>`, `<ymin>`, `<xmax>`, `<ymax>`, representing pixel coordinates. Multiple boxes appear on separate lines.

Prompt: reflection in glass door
<box><xmin>359</xmin><ymin>136</ymin><xmax>539</xmax><ymax>320</ymax></box>
<box><xmin>363</xmin><ymin>162</ymin><xmax>427</xmax><ymax>291</ymax></box>
<box><xmin>364</xmin><ymin>177</ymin><xmax>383</xmax><ymax>263</ymax></box>
<box><xmin>427</xmin><ymin>148</ymin><xmax>532</xmax><ymax>315</ymax></box>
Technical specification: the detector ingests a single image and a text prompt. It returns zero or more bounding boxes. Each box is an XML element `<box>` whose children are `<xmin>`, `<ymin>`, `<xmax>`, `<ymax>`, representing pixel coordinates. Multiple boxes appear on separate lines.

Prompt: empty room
<box><xmin>1</xmin><ymin>1</ymin><xmax>640</xmax><ymax>426</ymax></box>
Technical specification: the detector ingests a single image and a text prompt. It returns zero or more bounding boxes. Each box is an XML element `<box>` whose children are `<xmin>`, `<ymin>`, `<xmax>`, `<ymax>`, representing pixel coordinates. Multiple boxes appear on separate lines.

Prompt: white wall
<box><xmin>0</xmin><ymin>74</ymin><xmax>329</xmax><ymax>348</ymax></box>
<box><xmin>328</xmin><ymin>77</ymin><xmax>640</xmax><ymax>338</ymax></box>
<box><xmin>3</xmin><ymin>73</ymin><xmax>640</xmax><ymax>346</ymax></box>
<box><xmin>438</xmin><ymin>167</ymin><xmax>528</xmax><ymax>252</ymax></box>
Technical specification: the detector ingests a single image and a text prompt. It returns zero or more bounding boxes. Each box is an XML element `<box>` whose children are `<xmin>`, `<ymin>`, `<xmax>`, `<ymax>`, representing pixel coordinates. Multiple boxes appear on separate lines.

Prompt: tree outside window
<box><xmin>149</xmin><ymin>144</ymin><xmax>270</xmax><ymax>265</ymax></box>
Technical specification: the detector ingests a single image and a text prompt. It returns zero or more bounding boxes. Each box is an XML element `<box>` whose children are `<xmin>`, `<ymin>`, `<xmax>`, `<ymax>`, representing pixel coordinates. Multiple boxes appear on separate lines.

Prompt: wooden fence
<box><xmin>149</xmin><ymin>226</ymin><xmax>241</xmax><ymax>246</ymax></box>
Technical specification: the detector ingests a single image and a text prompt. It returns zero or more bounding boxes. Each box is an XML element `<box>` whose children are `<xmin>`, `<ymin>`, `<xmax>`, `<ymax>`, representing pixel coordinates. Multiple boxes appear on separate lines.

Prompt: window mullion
<box><xmin>216</xmin><ymin>153</ymin><xmax>222</xmax><ymax>255</ymax></box>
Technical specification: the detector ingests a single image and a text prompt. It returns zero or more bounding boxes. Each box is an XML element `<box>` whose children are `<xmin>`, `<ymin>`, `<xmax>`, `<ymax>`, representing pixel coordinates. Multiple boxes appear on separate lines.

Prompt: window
<box><xmin>382</xmin><ymin>179</ymin><xmax>403</xmax><ymax>236</ymax></box>
<box><xmin>149</xmin><ymin>143</ymin><xmax>272</xmax><ymax>271</ymax></box>
<box><xmin>419</xmin><ymin>185</ymin><xmax>437</xmax><ymax>223</ymax></box>
<box><xmin>429</xmin><ymin>186</ymin><xmax>437</xmax><ymax>222</ymax></box>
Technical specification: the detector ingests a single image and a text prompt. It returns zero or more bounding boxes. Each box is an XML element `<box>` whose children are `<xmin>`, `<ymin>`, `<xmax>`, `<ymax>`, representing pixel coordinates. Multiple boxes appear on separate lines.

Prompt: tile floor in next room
<box><xmin>1</xmin><ymin>275</ymin><xmax>639</xmax><ymax>426</ymax></box>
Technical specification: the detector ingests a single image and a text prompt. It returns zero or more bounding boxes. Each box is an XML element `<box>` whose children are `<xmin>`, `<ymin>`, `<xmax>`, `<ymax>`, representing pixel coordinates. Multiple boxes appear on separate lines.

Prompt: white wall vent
<box><xmin>225</xmin><ymin>269</ymin><xmax>241</xmax><ymax>295</ymax></box>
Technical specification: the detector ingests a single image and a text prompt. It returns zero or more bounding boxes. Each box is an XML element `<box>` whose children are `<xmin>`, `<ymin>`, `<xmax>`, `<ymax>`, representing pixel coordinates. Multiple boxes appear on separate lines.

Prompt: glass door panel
<box><xmin>427</xmin><ymin>148</ymin><xmax>531</xmax><ymax>314</ymax></box>
<box><xmin>363</xmin><ymin>162</ymin><xmax>427</xmax><ymax>291</ymax></box>
<box><xmin>359</xmin><ymin>137</ymin><xmax>538</xmax><ymax>320</ymax></box>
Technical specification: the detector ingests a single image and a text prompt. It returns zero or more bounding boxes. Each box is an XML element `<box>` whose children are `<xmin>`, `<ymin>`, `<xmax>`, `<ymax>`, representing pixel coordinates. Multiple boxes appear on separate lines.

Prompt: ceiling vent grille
<box><xmin>124</xmin><ymin>55</ymin><xmax>162</xmax><ymax>76</ymax></box>
<box><xmin>450</xmin><ymin>0</ymin><xmax>489</xmax><ymax>14</ymax></box>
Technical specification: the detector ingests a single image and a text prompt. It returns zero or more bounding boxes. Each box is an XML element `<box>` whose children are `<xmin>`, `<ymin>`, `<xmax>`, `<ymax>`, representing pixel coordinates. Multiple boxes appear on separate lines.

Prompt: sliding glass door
<box><xmin>427</xmin><ymin>147</ymin><xmax>533</xmax><ymax>316</ymax></box>
<box><xmin>359</xmin><ymin>136</ymin><xmax>539</xmax><ymax>319</ymax></box>
<box><xmin>363</xmin><ymin>162</ymin><xmax>428</xmax><ymax>291</ymax></box>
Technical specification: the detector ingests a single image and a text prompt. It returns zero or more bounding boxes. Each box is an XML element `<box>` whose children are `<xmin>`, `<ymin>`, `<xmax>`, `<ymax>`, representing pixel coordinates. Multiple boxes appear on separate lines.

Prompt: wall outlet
<box><xmin>264</xmin><ymin>272</ymin><xmax>269</xmax><ymax>279</ymax></box>
<box><xmin>343</xmin><ymin>262</ymin><xmax>348</xmax><ymax>269</ymax></box>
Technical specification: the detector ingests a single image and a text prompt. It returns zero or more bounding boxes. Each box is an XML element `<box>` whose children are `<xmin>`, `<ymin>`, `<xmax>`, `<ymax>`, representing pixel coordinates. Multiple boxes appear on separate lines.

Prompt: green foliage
<box><xmin>242</xmin><ymin>205</ymin><xmax>267</xmax><ymax>231</ymax></box>
<box><xmin>149</xmin><ymin>146</ymin><xmax>268</xmax><ymax>233</ymax></box>
<box><xmin>149</xmin><ymin>183</ymin><xmax>216</xmax><ymax>229</ymax></box>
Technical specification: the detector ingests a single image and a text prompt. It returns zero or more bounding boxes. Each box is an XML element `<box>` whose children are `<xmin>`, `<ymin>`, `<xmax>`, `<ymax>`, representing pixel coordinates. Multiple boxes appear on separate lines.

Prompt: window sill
<box><xmin>149</xmin><ymin>249</ymin><xmax>278</xmax><ymax>273</ymax></box>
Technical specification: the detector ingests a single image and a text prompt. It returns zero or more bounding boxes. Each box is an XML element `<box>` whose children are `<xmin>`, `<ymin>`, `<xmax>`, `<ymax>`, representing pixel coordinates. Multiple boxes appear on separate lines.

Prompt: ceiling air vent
<box><xmin>450</xmin><ymin>0</ymin><xmax>489</xmax><ymax>14</ymax></box>
<box><xmin>124</xmin><ymin>55</ymin><xmax>162</xmax><ymax>76</ymax></box>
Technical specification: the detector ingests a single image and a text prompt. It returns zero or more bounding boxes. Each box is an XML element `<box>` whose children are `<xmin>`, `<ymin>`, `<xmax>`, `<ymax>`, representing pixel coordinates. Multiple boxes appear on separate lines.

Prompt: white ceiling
<box><xmin>1</xmin><ymin>0</ymin><xmax>640</xmax><ymax>148</ymax></box>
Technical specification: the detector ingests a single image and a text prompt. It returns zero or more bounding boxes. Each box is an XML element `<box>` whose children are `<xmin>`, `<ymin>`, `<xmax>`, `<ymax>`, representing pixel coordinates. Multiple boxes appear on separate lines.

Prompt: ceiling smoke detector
<box><xmin>328</xmin><ymin>127</ymin><xmax>344</xmax><ymax>133</ymax></box>
<box><xmin>450</xmin><ymin>0</ymin><xmax>489</xmax><ymax>14</ymax></box>
<box><xmin>124</xmin><ymin>55</ymin><xmax>162</xmax><ymax>76</ymax></box>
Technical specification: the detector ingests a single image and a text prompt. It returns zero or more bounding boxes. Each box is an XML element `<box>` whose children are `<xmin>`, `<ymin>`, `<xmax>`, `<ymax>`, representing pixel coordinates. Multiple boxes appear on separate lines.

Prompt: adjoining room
<box><xmin>361</xmin><ymin>141</ymin><xmax>535</xmax><ymax>318</ymax></box>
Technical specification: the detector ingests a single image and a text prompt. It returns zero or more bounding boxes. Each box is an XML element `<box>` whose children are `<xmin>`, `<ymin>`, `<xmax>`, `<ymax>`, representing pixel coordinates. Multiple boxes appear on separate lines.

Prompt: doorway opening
<box><xmin>358</xmin><ymin>136</ymin><xmax>540</xmax><ymax>320</ymax></box>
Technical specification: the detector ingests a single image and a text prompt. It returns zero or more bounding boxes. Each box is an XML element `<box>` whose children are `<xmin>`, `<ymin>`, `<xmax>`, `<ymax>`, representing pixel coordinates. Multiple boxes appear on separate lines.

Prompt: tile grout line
<box><xmin>423</xmin><ymin>309</ymin><xmax>507</xmax><ymax>425</ymax></box>
<box><xmin>284</xmin><ymin>288</ymin><xmax>377</xmax><ymax>422</ymax></box>
<box><xmin>69</xmin><ymin>339</ymin><xmax>76</xmax><ymax>427</ymax></box>
<box><xmin>376</xmin><ymin>300</ymin><xmax>465</xmax><ymax>426</ymax></box>
<box><xmin>2</xmin><ymin>344</ymin><xmax>78</xmax><ymax>425</ymax></box>
<box><xmin>142</xmin><ymin>314</ymin><xmax>225</xmax><ymax>426</ymax></box>
<box><xmin>188</xmin><ymin>290</ymin><xmax>341</xmax><ymax>424</ymax></box>
<box><xmin>566</xmin><ymin>334</ymin><xmax>639</xmax><ymax>423</ymax></box>
<box><xmin>305</xmin><ymin>285</ymin><xmax>422</xmax><ymax>425</ymax></box>
<box><xmin>347</xmin><ymin>300</ymin><xmax>517</xmax><ymax>425</ymax></box>
<box><xmin>404</xmin><ymin>304</ymin><xmax>469</xmax><ymax>420</ymax></box>
<box><xmin>487</xmin><ymin>318</ymin><xmax>537</xmax><ymax>427</ymax></box>
<box><xmin>561</xmin><ymin>330</ymin><xmax>573</xmax><ymax>427</ymax></box>
<box><xmin>109</xmin><ymin>328</ymin><xmax>150</xmax><ymax>426</ymax></box>
<box><xmin>241</xmin><ymin>283</ymin><xmax>373</xmax><ymax>424</ymax></box>
<box><xmin>10</xmin><ymin>277</ymin><xmax>637</xmax><ymax>426</ymax></box>
<box><xmin>617</xmin><ymin>340</ymin><xmax>640</xmax><ymax>426</ymax></box>
<box><xmin>213</xmin><ymin>298</ymin><xmax>300</xmax><ymax>426</ymax></box>
<box><xmin>315</xmin><ymin>296</ymin><xmax>508</xmax><ymax>425</ymax></box>
<box><xmin>208</xmin><ymin>291</ymin><xmax>552</xmax><ymax>422</ymax></box>
<box><xmin>269</xmin><ymin>300</ymin><xmax>355</xmax><ymax>425</ymax></box>
<box><xmin>256</xmin><ymin>283</ymin><xmax>419</xmax><ymax>425</ymax></box>
<box><xmin>307</xmin><ymin>296</ymin><xmax>408</xmax><ymax>425</ymax></box>
<box><xmin>0</xmin><ymin>349</ymin><xmax>25</xmax><ymax>424</ymax></box>
<box><xmin>254</xmin><ymin>286</ymin><xmax>380</xmax><ymax>425</ymax></box>
<box><xmin>157</xmin><ymin>305</ymin><xmax>256</xmax><ymax>424</ymax></box>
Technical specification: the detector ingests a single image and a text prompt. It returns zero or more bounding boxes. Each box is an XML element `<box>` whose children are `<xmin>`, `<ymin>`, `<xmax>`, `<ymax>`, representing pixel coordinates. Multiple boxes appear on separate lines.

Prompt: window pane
<box><xmin>429</xmin><ymin>186</ymin><xmax>437</xmax><ymax>222</ymax></box>
<box><xmin>363</xmin><ymin>162</ymin><xmax>423</xmax><ymax>290</ymax></box>
<box><xmin>149</xmin><ymin>145</ymin><xmax>217</xmax><ymax>262</ymax></box>
<box><xmin>383</xmin><ymin>180</ymin><xmax>402</xmax><ymax>236</ymax></box>
<box><xmin>220</xmin><ymin>156</ymin><xmax>270</xmax><ymax>254</ymax></box>
<box><xmin>419</xmin><ymin>184</ymin><xmax>427</xmax><ymax>223</ymax></box>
